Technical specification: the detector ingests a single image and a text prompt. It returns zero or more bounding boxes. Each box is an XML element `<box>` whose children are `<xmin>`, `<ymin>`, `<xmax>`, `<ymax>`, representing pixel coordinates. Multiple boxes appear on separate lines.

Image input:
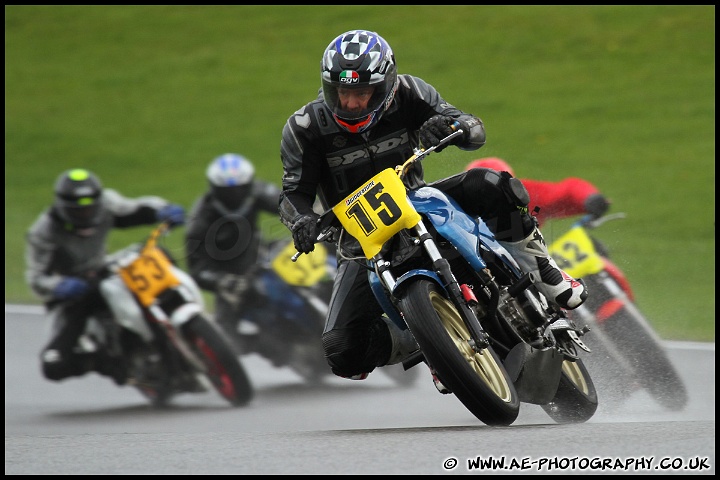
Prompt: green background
<box><xmin>5</xmin><ymin>6</ymin><xmax>715</xmax><ymax>341</ymax></box>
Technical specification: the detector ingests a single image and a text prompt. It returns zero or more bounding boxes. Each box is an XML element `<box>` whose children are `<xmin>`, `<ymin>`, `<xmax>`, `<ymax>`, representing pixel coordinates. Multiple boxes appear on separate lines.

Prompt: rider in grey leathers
<box><xmin>25</xmin><ymin>168</ymin><xmax>185</xmax><ymax>385</ymax></box>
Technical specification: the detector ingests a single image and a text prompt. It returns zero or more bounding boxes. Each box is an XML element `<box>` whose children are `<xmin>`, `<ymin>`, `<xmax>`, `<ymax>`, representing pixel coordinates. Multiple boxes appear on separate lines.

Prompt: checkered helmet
<box><xmin>321</xmin><ymin>30</ymin><xmax>398</xmax><ymax>133</ymax></box>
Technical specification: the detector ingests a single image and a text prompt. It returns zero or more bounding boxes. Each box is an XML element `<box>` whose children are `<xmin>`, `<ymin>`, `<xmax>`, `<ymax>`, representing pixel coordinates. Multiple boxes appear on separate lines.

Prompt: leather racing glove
<box><xmin>584</xmin><ymin>193</ymin><xmax>611</xmax><ymax>220</ymax></box>
<box><xmin>419</xmin><ymin>115</ymin><xmax>468</xmax><ymax>152</ymax></box>
<box><xmin>53</xmin><ymin>276</ymin><xmax>90</xmax><ymax>301</ymax></box>
<box><xmin>156</xmin><ymin>204</ymin><xmax>185</xmax><ymax>227</ymax></box>
<box><xmin>291</xmin><ymin>213</ymin><xmax>320</xmax><ymax>254</ymax></box>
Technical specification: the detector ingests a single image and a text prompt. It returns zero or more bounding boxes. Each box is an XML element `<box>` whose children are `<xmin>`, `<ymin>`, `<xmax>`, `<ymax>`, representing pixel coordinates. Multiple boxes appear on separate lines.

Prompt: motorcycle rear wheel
<box><xmin>182</xmin><ymin>315</ymin><xmax>254</xmax><ymax>407</ymax></box>
<box><xmin>575</xmin><ymin>325</ymin><xmax>637</xmax><ymax>409</ymax></box>
<box><xmin>541</xmin><ymin>357</ymin><xmax>598</xmax><ymax>424</ymax></box>
<box><xmin>398</xmin><ymin>279</ymin><xmax>520</xmax><ymax>426</ymax></box>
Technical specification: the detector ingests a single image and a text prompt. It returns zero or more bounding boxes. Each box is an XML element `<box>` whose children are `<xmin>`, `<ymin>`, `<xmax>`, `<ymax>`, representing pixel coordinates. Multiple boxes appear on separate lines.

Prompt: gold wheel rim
<box><xmin>430</xmin><ymin>291</ymin><xmax>513</xmax><ymax>402</ymax></box>
<box><xmin>561</xmin><ymin>359</ymin><xmax>589</xmax><ymax>395</ymax></box>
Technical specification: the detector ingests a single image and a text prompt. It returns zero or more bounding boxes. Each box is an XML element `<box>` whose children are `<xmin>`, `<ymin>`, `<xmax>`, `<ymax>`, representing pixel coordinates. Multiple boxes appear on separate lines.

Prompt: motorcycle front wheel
<box><xmin>541</xmin><ymin>357</ymin><xmax>598</xmax><ymax>424</ymax></box>
<box><xmin>600</xmin><ymin>307</ymin><xmax>688</xmax><ymax>411</ymax></box>
<box><xmin>182</xmin><ymin>315</ymin><xmax>254</xmax><ymax>407</ymax></box>
<box><xmin>584</xmin><ymin>274</ymin><xmax>688</xmax><ymax>411</ymax></box>
<box><xmin>398</xmin><ymin>279</ymin><xmax>520</xmax><ymax>426</ymax></box>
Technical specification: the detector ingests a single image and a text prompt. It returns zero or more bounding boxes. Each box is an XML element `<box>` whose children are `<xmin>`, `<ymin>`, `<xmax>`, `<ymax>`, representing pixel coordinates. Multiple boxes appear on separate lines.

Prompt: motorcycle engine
<box><xmin>495</xmin><ymin>289</ymin><xmax>546</xmax><ymax>343</ymax></box>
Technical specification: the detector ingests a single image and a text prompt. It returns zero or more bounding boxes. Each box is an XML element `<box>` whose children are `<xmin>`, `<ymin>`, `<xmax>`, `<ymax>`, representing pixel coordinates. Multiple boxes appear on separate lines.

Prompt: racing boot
<box><xmin>499</xmin><ymin>226</ymin><xmax>588</xmax><ymax>310</ymax></box>
<box><xmin>430</xmin><ymin>367</ymin><xmax>451</xmax><ymax>394</ymax></box>
<box><xmin>382</xmin><ymin>315</ymin><xmax>420</xmax><ymax>366</ymax></box>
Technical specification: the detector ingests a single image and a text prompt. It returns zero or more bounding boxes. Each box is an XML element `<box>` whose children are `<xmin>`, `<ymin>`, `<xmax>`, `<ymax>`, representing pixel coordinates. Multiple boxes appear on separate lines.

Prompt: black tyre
<box><xmin>182</xmin><ymin>315</ymin><xmax>254</xmax><ymax>407</ymax></box>
<box><xmin>398</xmin><ymin>279</ymin><xmax>520</xmax><ymax>426</ymax></box>
<box><xmin>574</xmin><ymin>326</ymin><xmax>636</xmax><ymax>409</ymax></box>
<box><xmin>135</xmin><ymin>383</ymin><xmax>174</xmax><ymax>408</ymax></box>
<box><xmin>541</xmin><ymin>357</ymin><xmax>598</xmax><ymax>424</ymax></box>
<box><xmin>601</xmin><ymin>308</ymin><xmax>688</xmax><ymax>411</ymax></box>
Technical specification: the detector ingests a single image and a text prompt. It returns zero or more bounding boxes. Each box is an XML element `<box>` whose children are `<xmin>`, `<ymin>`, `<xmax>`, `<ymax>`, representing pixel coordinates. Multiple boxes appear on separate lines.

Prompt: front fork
<box><xmin>146</xmin><ymin>285</ymin><xmax>208</xmax><ymax>374</ymax></box>
<box><xmin>376</xmin><ymin>220</ymin><xmax>490</xmax><ymax>353</ymax></box>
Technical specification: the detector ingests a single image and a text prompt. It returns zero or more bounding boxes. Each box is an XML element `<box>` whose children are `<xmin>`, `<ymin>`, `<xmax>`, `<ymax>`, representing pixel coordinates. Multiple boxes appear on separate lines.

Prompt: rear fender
<box><xmin>504</xmin><ymin>342</ymin><xmax>564</xmax><ymax>405</ymax></box>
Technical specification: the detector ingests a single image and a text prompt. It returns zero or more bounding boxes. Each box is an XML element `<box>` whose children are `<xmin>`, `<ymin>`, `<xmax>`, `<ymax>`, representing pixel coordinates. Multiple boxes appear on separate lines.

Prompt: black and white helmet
<box><xmin>206</xmin><ymin>153</ymin><xmax>255</xmax><ymax>210</ymax></box>
<box><xmin>53</xmin><ymin>168</ymin><xmax>104</xmax><ymax>229</ymax></box>
<box><xmin>321</xmin><ymin>30</ymin><xmax>398</xmax><ymax>133</ymax></box>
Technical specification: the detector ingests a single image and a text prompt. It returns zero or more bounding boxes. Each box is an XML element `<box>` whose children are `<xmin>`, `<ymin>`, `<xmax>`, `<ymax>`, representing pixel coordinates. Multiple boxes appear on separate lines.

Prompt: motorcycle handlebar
<box><xmin>577</xmin><ymin>212</ymin><xmax>627</xmax><ymax>230</ymax></box>
<box><xmin>291</xmin><ymin>228</ymin><xmax>335</xmax><ymax>262</ymax></box>
<box><xmin>396</xmin><ymin>129</ymin><xmax>464</xmax><ymax>180</ymax></box>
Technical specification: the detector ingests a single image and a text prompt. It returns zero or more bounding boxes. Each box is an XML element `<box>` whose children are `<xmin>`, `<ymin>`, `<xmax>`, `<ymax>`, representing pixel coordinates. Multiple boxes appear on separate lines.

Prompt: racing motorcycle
<box><xmin>79</xmin><ymin>221</ymin><xmax>253</xmax><ymax>407</ymax></box>
<box><xmin>293</xmin><ymin>130</ymin><xmax>598</xmax><ymax>426</ymax></box>
<box><xmin>548</xmin><ymin>213</ymin><xmax>688</xmax><ymax>411</ymax></box>
<box><xmin>227</xmin><ymin>237</ymin><xmax>420</xmax><ymax>387</ymax></box>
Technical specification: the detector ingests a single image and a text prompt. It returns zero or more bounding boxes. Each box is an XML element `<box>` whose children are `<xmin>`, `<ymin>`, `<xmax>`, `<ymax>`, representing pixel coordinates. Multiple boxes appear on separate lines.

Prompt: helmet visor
<box><xmin>212</xmin><ymin>184</ymin><xmax>252</xmax><ymax>211</ymax></box>
<box><xmin>58</xmin><ymin>199</ymin><xmax>102</xmax><ymax>228</ymax></box>
<box><xmin>322</xmin><ymin>71</ymin><xmax>395</xmax><ymax>123</ymax></box>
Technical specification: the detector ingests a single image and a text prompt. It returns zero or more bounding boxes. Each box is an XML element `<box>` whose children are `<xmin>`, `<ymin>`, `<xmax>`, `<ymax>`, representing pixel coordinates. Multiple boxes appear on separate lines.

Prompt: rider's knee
<box><xmin>468</xmin><ymin>167</ymin><xmax>529</xmax><ymax>208</ymax></box>
<box><xmin>40</xmin><ymin>349</ymin><xmax>89</xmax><ymax>381</ymax></box>
<box><xmin>322</xmin><ymin>318</ymin><xmax>391</xmax><ymax>378</ymax></box>
<box><xmin>41</xmin><ymin>356</ymin><xmax>71</xmax><ymax>381</ymax></box>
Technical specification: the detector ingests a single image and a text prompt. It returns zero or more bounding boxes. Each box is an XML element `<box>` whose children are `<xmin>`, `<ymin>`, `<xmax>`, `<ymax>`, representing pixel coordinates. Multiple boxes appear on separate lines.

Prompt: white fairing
<box><xmin>99</xmin><ymin>275</ymin><xmax>154</xmax><ymax>342</ymax></box>
<box><xmin>168</xmin><ymin>267</ymin><xmax>206</xmax><ymax>327</ymax></box>
<box><xmin>98</xmin><ymin>264</ymin><xmax>207</xmax><ymax>337</ymax></box>
<box><xmin>171</xmin><ymin>266</ymin><xmax>205</xmax><ymax>308</ymax></box>
<box><xmin>170</xmin><ymin>303</ymin><xmax>203</xmax><ymax>327</ymax></box>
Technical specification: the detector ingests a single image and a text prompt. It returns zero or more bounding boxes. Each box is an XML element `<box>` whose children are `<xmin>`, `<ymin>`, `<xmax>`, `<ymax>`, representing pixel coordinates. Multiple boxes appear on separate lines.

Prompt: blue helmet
<box><xmin>321</xmin><ymin>30</ymin><xmax>398</xmax><ymax>134</ymax></box>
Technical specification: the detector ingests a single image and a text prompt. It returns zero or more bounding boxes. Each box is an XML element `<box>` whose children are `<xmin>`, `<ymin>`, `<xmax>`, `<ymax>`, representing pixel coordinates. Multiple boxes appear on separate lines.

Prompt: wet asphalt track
<box><xmin>5</xmin><ymin>305</ymin><xmax>715</xmax><ymax>475</ymax></box>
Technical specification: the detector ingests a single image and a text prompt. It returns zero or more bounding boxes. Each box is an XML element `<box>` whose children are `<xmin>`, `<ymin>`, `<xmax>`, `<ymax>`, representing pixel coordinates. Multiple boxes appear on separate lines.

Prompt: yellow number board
<box><xmin>332</xmin><ymin>168</ymin><xmax>421</xmax><ymax>258</ymax></box>
<box><xmin>118</xmin><ymin>246</ymin><xmax>181</xmax><ymax>307</ymax></box>
<box><xmin>548</xmin><ymin>226</ymin><xmax>604</xmax><ymax>279</ymax></box>
<box><xmin>272</xmin><ymin>241</ymin><xmax>329</xmax><ymax>287</ymax></box>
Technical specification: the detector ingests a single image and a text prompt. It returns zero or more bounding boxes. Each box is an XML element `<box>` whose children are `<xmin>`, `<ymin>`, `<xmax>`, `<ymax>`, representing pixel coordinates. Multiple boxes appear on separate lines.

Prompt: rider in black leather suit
<box><xmin>278</xmin><ymin>30</ymin><xmax>587</xmax><ymax>382</ymax></box>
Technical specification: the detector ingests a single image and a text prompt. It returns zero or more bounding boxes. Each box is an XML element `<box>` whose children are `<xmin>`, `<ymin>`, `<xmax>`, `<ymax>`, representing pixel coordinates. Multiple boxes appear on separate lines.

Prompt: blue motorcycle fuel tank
<box><xmin>409</xmin><ymin>186</ymin><xmax>513</xmax><ymax>272</ymax></box>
